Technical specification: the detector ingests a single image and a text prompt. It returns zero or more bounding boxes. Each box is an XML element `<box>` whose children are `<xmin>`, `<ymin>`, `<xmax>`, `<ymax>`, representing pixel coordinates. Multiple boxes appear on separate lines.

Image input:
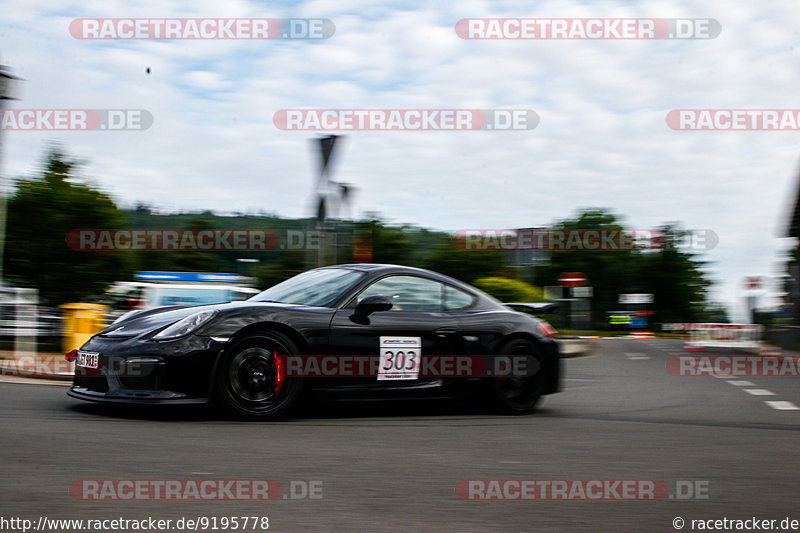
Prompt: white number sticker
<box><xmin>378</xmin><ymin>337</ymin><xmax>421</xmax><ymax>380</ymax></box>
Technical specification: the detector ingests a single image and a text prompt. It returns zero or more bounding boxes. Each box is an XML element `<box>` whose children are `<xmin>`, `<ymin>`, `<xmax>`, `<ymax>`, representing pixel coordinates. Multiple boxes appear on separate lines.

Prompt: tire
<box><xmin>216</xmin><ymin>332</ymin><xmax>304</xmax><ymax>420</ymax></box>
<box><xmin>487</xmin><ymin>338</ymin><xmax>544</xmax><ymax>415</ymax></box>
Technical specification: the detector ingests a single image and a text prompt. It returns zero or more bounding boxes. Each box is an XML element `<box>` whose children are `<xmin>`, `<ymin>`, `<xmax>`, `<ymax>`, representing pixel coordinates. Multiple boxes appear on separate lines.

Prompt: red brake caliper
<box><xmin>273</xmin><ymin>351</ymin><xmax>285</xmax><ymax>395</ymax></box>
<box><xmin>497</xmin><ymin>358</ymin><xmax>508</xmax><ymax>381</ymax></box>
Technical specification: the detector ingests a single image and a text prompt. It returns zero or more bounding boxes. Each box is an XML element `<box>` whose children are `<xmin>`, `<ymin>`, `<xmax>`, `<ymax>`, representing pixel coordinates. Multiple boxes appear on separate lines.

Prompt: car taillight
<box><xmin>537</xmin><ymin>321</ymin><xmax>558</xmax><ymax>338</ymax></box>
<box><xmin>65</xmin><ymin>349</ymin><xmax>78</xmax><ymax>362</ymax></box>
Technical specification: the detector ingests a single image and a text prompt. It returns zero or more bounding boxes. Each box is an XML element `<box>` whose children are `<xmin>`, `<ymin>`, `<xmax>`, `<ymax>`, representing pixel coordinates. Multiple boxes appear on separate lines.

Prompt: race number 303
<box><xmin>378</xmin><ymin>337</ymin><xmax>421</xmax><ymax>380</ymax></box>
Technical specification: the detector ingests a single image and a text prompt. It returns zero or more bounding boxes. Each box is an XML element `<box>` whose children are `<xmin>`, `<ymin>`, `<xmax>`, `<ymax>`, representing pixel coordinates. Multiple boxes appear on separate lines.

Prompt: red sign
<box><xmin>558</xmin><ymin>272</ymin><xmax>586</xmax><ymax>287</ymax></box>
<box><xmin>742</xmin><ymin>276</ymin><xmax>762</xmax><ymax>290</ymax></box>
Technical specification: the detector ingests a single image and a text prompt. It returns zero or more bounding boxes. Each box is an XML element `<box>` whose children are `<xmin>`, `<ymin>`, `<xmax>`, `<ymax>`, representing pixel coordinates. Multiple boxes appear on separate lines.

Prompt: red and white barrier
<box><xmin>759</xmin><ymin>344</ymin><xmax>782</xmax><ymax>358</ymax></box>
<box><xmin>663</xmin><ymin>323</ymin><xmax>763</xmax><ymax>351</ymax></box>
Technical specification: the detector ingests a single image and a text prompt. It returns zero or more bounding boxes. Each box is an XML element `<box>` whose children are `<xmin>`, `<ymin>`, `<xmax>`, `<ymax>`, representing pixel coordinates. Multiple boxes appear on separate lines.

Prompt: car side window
<box><xmin>357</xmin><ymin>275</ymin><xmax>444</xmax><ymax>312</ymax></box>
<box><xmin>444</xmin><ymin>285</ymin><xmax>475</xmax><ymax>311</ymax></box>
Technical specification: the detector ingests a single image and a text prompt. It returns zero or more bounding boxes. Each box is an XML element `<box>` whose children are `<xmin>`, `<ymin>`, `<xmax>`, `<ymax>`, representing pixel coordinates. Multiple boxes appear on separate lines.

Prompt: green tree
<box><xmin>355</xmin><ymin>218</ymin><xmax>414</xmax><ymax>265</ymax></box>
<box><xmin>538</xmin><ymin>209</ymin><xmax>712</xmax><ymax>327</ymax></box>
<box><xmin>166</xmin><ymin>213</ymin><xmax>225</xmax><ymax>272</ymax></box>
<box><xmin>698</xmin><ymin>302</ymin><xmax>730</xmax><ymax>323</ymax></box>
<box><xmin>537</xmin><ymin>209</ymin><xmax>636</xmax><ymax>324</ymax></box>
<box><xmin>473</xmin><ymin>277</ymin><xmax>544</xmax><ymax>302</ymax></box>
<box><xmin>4</xmin><ymin>150</ymin><xmax>131</xmax><ymax>305</ymax></box>
<box><xmin>253</xmin><ymin>250</ymin><xmax>306</xmax><ymax>289</ymax></box>
<box><xmin>422</xmin><ymin>245</ymin><xmax>509</xmax><ymax>283</ymax></box>
<box><xmin>635</xmin><ymin>224</ymin><xmax>711</xmax><ymax>324</ymax></box>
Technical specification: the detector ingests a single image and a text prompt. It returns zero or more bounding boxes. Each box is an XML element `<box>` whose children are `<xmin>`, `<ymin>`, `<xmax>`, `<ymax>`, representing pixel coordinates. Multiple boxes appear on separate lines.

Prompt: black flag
<box><xmin>317</xmin><ymin>135</ymin><xmax>339</xmax><ymax>182</ymax></box>
<box><xmin>316</xmin><ymin>197</ymin><xmax>327</xmax><ymax>229</ymax></box>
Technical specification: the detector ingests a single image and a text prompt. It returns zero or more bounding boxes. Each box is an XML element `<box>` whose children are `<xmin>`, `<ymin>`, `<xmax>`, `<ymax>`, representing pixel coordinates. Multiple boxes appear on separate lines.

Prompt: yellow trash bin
<box><xmin>60</xmin><ymin>303</ymin><xmax>108</xmax><ymax>353</ymax></box>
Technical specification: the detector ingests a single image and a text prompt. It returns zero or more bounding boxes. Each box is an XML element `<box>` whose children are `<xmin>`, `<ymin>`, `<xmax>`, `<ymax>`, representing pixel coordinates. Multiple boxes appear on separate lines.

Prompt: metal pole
<box><xmin>0</xmin><ymin>68</ymin><xmax>10</xmax><ymax>288</ymax></box>
<box><xmin>0</xmin><ymin>64</ymin><xmax>21</xmax><ymax>288</ymax></box>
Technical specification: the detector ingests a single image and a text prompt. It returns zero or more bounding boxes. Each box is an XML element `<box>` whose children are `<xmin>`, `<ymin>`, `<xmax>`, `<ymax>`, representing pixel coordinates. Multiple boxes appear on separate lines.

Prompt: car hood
<box><xmin>97</xmin><ymin>300</ymin><xmax>298</xmax><ymax>339</ymax></box>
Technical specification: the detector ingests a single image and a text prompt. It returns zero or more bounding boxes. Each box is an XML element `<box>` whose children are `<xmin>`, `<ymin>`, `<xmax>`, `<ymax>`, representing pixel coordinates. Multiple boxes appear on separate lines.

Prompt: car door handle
<box><xmin>435</xmin><ymin>327</ymin><xmax>457</xmax><ymax>337</ymax></box>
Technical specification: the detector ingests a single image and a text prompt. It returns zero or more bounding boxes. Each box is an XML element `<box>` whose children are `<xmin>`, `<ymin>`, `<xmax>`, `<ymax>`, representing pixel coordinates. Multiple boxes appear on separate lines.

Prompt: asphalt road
<box><xmin>1</xmin><ymin>339</ymin><xmax>799</xmax><ymax>532</ymax></box>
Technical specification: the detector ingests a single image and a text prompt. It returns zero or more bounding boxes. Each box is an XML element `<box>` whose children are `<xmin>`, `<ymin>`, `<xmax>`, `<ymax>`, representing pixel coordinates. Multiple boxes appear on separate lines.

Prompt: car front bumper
<box><xmin>67</xmin><ymin>334</ymin><xmax>226</xmax><ymax>405</ymax></box>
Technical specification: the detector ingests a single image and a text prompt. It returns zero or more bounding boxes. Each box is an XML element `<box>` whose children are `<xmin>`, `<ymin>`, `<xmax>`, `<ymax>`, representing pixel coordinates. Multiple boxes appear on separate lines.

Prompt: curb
<box><xmin>559</xmin><ymin>338</ymin><xmax>597</xmax><ymax>359</ymax></box>
<box><xmin>0</xmin><ymin>375</ymin><xmax>71</xmax><ymax>386</ymax></box>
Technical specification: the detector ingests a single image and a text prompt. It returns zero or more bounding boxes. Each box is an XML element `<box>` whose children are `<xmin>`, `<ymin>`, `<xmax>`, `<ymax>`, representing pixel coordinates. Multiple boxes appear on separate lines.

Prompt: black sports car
<box><xmin>68</xmin><ymin>264</ymin><xmax>561</xmax><ymax>418</ymax></box>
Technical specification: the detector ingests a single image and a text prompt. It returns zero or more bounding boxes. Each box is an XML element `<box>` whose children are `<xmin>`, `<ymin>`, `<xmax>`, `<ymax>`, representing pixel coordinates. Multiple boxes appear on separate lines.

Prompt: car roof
<box><xmin>320</xmin><ymin>263</ymin><xmax>494</xmax><ymax>297</ymax></box>
<box><xmin>320</xmin><ymin>263</ymin><xmax>428</xmax><ymax>274</ymax></box>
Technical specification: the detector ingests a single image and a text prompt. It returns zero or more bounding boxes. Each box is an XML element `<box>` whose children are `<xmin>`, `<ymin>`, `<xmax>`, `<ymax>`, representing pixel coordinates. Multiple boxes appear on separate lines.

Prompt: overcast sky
<box><xmin>2</xmin><ymin>0</ymin><xmax>799</xmax><ymax>321</ymax></box>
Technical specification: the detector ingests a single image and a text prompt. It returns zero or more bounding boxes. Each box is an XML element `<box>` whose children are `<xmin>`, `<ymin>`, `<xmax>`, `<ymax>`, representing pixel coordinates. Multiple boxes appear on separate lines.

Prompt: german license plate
<box><xmin>76</xmin><ymin>351</ymin><xmax>99</xmax><ymax>369</ymax></box>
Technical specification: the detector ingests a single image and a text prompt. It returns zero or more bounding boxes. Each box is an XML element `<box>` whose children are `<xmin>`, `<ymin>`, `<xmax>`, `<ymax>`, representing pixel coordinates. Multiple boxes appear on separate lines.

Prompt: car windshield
<box><xmin>152</xmin><ymin>287</ymin><xmax>249</xmax><ymax>307</ymax></box>
<box><xmin>250</xmin><ymin>268</ymin><xmax>364</xmax><ymax>307</ymax></box>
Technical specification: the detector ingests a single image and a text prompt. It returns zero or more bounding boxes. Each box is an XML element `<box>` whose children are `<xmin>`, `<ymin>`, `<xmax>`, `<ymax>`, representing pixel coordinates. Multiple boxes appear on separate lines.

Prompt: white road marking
<box><xmin>726</xmin><ymin>380</ymin><xmax>755</xmax><ymax>386</ymax></box>
<box><xmin>624</xmin><ymin>352</ymin><xmax>650</xmax><ymax>360</ymax></box>
<box><xmin>743</xmin><ymin>389</ymin><xmax>775</xmax><ymax>396</ymax></box>
<box><xmin>765</xmin><ymin>401</ymin><xmax>800</xmax><ymax>410</ymax></box>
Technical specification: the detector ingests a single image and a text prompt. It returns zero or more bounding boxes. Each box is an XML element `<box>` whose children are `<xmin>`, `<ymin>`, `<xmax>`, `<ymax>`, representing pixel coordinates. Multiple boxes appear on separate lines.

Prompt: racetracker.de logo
<box><xmin>455</xmin><ymin>18</ymin><xmax>720</xmax><ymax>40</ymax></box>
<box><xmin>69</xmin><ymin>18</ymin><xmax>335</xmax><ymax>40</ymax></box>
<box><xmin>68</xmin><ymin>479</ymin><xmax>295</xmax><ymax>500</ymax></box>
<box><xmin>273</xmin><ymin>109</ymin><xmax>539</xmax><ymax>131</ymax></box>
<box><xmin>455</xmin><ymin>479</ymin><xmax>672</xmax><ymax>500</ymax></box>
<box><xmin>667</xmin><ymin>355</ymin><xmax>800</xmax><ymax>377</ymax></box>
<box><xmin>279</xmin><ymin>355</ymin><xmax>538</xmax><ymax>378</ymax></box>
<box><xmin>455</xmin><ymin>479</ymin><xmax>711</xmax><ymax>500</ymax></box>
<box><xmin>66</xmin><ymin>229</ymin><xmax>280</xmax><ymax>251</ymax></box>
<box><xmin>452</xmin><ymin>228</ymin><xmax>718</xmax><ymax>252</ymax></box>
<box><xmin>69</xmin><ymin>479</ymin><xmax>323</xmax><ymax>501</ymax></box>
<box><xmin>0</xmin><ymin>356</ymin><xmax>73</xmax><ymax>378</ymax></box>
<box><xmin>1</xmin><ymin>109</ymin><xmax>152</xmax><ymax>131</ymax></box>
<box><xmin>666</xmin><ymin>109</ymin><xmax>800</xmax><ymax>130</ymax></box>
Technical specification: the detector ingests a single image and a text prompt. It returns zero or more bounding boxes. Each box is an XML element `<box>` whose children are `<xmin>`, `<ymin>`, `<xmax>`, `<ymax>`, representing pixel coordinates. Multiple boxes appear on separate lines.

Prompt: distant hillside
<box><xmin>118</xmin><ymin>209</ymin><xmax>457</xmax><ymax>279</ymax></box>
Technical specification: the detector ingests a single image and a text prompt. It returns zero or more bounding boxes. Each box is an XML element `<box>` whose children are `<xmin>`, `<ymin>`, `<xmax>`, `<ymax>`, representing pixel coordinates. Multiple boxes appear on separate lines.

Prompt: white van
<box><xmin>105</xmin><ymin>272</ymin><xmax>260</xmax><ymax>318</ymax></box>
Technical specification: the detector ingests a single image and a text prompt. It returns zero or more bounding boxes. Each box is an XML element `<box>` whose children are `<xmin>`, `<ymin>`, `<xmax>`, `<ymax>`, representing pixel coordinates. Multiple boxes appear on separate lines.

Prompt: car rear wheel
<box><xmin>217</xmin><ymin>332</ymin><xmax>303</xmax><ymax>419</ymax></box>
<box><xmin>487</xmin><ymin>338</ymin><xmax>544</xmax><ymax>415</ymax></box>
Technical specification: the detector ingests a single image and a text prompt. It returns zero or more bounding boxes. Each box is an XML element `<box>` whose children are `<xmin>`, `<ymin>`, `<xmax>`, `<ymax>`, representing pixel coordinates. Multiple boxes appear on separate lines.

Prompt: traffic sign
<box><xmin>742</xmin><ymin>276</ymin><xmax>763</xmax><ymax>290</ymax></box>
<box><xmin>572</xmin><ymin>286</ymin><xmax>593</xmax><ymax>298</ymax></box>
<box><xmin>619</xmin><ymin>293</ymin><xmax>654</xmax><ymax>304</ymax></box>
<box><xmin>558</xmin><ymin>272</ymin><xmax>586</xmax><ymax>287</ymax></box>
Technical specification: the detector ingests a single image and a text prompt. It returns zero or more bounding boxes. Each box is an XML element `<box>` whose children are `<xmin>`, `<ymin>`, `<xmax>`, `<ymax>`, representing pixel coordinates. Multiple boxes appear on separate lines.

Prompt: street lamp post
<box><xmin>0</xmin><ymin>64</ymin><xmax>22</xmax><ymax>288</ymax></box>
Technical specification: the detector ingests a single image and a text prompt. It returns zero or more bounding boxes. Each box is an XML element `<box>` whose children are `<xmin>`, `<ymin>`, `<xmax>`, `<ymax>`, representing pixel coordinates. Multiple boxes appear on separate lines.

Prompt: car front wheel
<box><xmin>217</xmin><ymin>332</ymin><xmax>303</xmax><ymax>419</ymax></box>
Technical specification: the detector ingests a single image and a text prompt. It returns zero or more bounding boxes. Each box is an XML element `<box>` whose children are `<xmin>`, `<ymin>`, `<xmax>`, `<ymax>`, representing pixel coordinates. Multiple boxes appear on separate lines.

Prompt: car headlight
<box><xmin>154</xmin><ymin>309</ymin><xmax>217</xmax><ymax>340</ymax></box>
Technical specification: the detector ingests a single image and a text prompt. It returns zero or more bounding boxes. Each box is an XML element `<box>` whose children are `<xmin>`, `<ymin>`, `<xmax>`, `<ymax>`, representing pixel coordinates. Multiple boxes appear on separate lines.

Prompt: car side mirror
<box><xmin>354</xmin><ymin>295</ymin><xmax>393</xmax><ymax>317</ymax></box>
